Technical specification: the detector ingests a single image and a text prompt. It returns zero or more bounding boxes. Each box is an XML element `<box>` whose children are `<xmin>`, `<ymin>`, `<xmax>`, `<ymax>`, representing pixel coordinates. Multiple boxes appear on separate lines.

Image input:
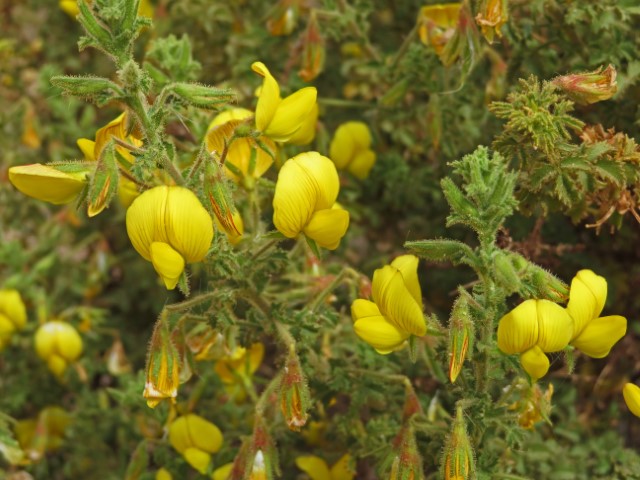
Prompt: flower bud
<box><xmin>204</xmin><ymin>160</ymin><xmax>241</xmax><ymax>237</ymax></box>
<box><xmin>243</xmin><ymin>416</ymin><xmax>279</xmax><ymax>480</ymax></box>
<box><xmin>34</xmin><ymin>321</ymin><xmax>83</xmax><ymax>377</ymax></box>
<box><xmin>298</xmin><ymin>12</ymin><xmax>325</xmax><ymax>82</ymax></box>
<box><xmin>388</xmin><ymin>425</ymin><xmax>423</xmax><ymax>480</ymax></box>
<box><xmin>493</xmin><ymin>252</ymin><xmax>521</xmax><ymax>293</ymax></box>
<box><xmin>143</xmin><ymin>319</ymin><xmax>180</xmax><ymax>408</ymax></box>
<box><xmin>552</xmin><ymin>65</ymin><xmax>617</xmax><ymax>105</ymax></box>
<box><xmin>0</xmin><ymin>289</ymin><xmax>27</xmax><ymax>350</ymax></box>
<box><xmin>279</xmin><ymin>348</ymin><xmax>310</xmax><ymax>431</ymax></box>
<box><xmin>266</xmin><ymin>0</ymin><xmax>300</xmax><ymax>36</ymax></box>
<box><xmin>448</xmin><ymin>294</ymin><xmax>473</xmax><ymax>383</ymax></box>
<box><xmin>171</xmin><ymin>83</ymin><xmax>235</xmax><ymax>109</ymax></box>
<box><xmin>87</xmin><ymin>140</ymin><xmax>119</xmax><ymax>217</ymax></box>
<box><xmin>441</xmin><ymin>405</ymin><xmax>475</xmax><ymax>480</ymax></box>
<box><xmin>402</xmin><ymin>383</ymin><xmax>423</xmax><ymax>422</ymax></box>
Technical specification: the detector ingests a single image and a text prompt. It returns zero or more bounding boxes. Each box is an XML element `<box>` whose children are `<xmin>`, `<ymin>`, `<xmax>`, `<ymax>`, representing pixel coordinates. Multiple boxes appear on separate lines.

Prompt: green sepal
<box><xmin>405</xmin><ymin>239</ymin><xmax>475</xmax><ymax>265</ymax></box>
<box><xmin>124</xmin><ymin>440</ymin><xmax>148</xmax><ymax>480</ymax></box>
<box><xmin>305</xmin><ymin>236</ymin><xmax>321</xmax><ymax>259</ymax></box>
<box><xmin>87</xmin><ymin>140</ymin><xmax>120</xmax><ymax>217</ymax></box>
<box><xmin>51</xmin><ymin>75</ymin><xmax>123</xmax><ymax>103</ymax></box>
<box><xmin>171</xmin><ymin>83</ymin><xmax>236</xmax><ymax>109</ymax></box>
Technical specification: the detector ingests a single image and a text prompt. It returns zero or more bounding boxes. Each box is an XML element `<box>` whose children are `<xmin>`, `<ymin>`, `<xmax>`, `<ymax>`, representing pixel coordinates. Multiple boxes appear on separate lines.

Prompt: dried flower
<box><xmin>552</xmin><ymin>65</ymin><xmax>618</xmax><ymax>105</ymax></box>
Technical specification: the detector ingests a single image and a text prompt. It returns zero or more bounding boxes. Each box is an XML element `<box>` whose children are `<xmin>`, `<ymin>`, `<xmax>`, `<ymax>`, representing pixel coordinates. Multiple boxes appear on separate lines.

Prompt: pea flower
<box><xmin>497</xmin><ymin>299</ymin><xmax>574</xmax><ymax>381</ymax></box>
<box><xmin>623</xmin><ymin>383</ymin><xmax>640</xmax><ymax>418</ymax></box>
<box><xmin>35</xmin><ymin>320</ymin><xmax>83</xmax><ymax>377</ymax></box>
<box><xmin>125</xmin><ymin>186</ymin><xmax>214</xmax><ymax>290</ymax></box>
<box><xmin>295</xmin><ymin>453</ymin><xmax>355</xmax><ymax>480</ymax></box>
<box><xmin>417</xmin><ymin>3</ymin><xmax>461</xmax><ymax>55</ymax></box>
<box><xmin>8</xmin><ymin>163</ymin><xmax>89</xmax><ymax>205</ymax></box>
<box><xmin>214</xmin><ymin>343</ymin><xmax>264</xmax><ymax>401</ymax></box>
<box><xmin>0</xmin><ymin>289</ymin><xmax>27</xmax><ymax>350</ymax></box>
<box><xmin>272</xmin><ymin>152</ymin><xmax>349</xmax><ymax>250</ymax></box>
<box><xmin>287</xmin><ymin>102</ymin><xmax>319</xmax><ymax>146</ymax></box>
<box><xmin>351</xmin><ymin>255</ymin><xmax>426</xmax><ymax>354</ymax></box>
<box><xmin>329</xmin><ymin>121</ymin><xmax>376</xmax><ymax>179</ymax></box>
<box><xmin>14</xmin><ymin>406</ymin><xmax>71</xmax><ymax>462</ymax></box>
<box><xmin>251</xmin><ymin>62</ymin><xmax>317</xmax><ymax>142</ymax></box>
<box><xmin>169</xmin><ymin>414</ymin><xmax>223</xmax><ymax>474</ymax></box>
<box><xmin>566</xmin><ymin>269</ymin><xmax>626</xmax><ymax>358</ymax></box>
<box><xmin>206</xmin><ymin>108</ymin><xmax>276</xmax><ymax>184</ymax></box>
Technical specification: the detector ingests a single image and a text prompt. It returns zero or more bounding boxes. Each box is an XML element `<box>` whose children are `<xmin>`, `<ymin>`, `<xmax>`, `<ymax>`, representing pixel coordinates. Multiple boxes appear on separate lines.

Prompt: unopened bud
<box><xmin>441</xmin><ymin>405</ymin><xmax>476</xmax><ymax>480</ymax></box>
<box><xmin>528</xmin><ymin>266</ymin><xmax>569</xmax><ymax>303</ymax></box>
<box><xmin>266</xmin><ymin>0</ymin><xmax>299</xmax><ymax>36</ymax></box>
<box><xmin>172</xmin><ymin>83</ymin><xmax>235</xmax><ymax>109</ymax></box>
<box><xmin>552</xmin><ymin>65</ymin><xmax>617</xmax><ymax>105</ymax></box>
<box><xmin>204</xmin><ymin>160</ymin><xmax>241</xmax><ymax>236</ymax></box>
<box><xmin>298</xmin><ymin>12</ymin><xmax>325</xmax><ymax>82</ymax></box>
<box><xmin>448</xmin><ymin>294</ymin><xmax>473</xmax><ymax>383</ymax></box>
<box><xmin>51</xmin><ymin>75</ymin><xmax>122</xmax><ymax>99</ymax></box>
<box><xmin>388</xmin><ymin>425</ymin><xmax>423</xmax><ymax>480</ymax></box>
<box><xmin>87</xmin><ymin>140</ymin><xmax>119</xmax><ymax>217</ymax></box>
<box><xmin>244</xmin><ymin>415</ymin><xmax>279</xmax><ymax>479</ymax></box>
<box><xmin>279</xmin><ymin>348</ymin><xmax>310</xmax><ymax>431</ymax></box>
<box><xmin>143</xmin><ymin>317</ymin><xmax>180</xmax><ymax>408</ymax></box>
<box><xmin>402</xmin><ymin>382</ymin><xmax>423</xmax><ymax>422</ymax></box>
<box><xmin>493</xmin><ymin>252</ymin><xmax>521</xmax><ymax>292</ymax></box>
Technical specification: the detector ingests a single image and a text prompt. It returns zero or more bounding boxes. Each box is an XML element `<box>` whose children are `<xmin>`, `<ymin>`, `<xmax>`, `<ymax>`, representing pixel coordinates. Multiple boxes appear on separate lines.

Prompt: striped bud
<box><xmin>388</xmin><ymin>425</ymin><xmax>423</xmax><ymax>480</ymax></box>
<box><xmin>448</xmin><ymin>294</ymin><xmax>473</xmax><ymax>383</ymax></box>
<box><xmin>87</xmin><ymin>140</ymin><xmax>119</xmax><ymax>217</ymax></box>
<box><xmin>279</xmin><ymin>348</ymin><xmax>310</xmax><ymax>431</ymax></box>
<box><xmin>143</xmin><ymin>317</ymin><xmax>180</xmax><ymax>408</ymax></box>
<box><xmin>441</xmin><ymin>405</ymin><xmax>476</xmax><ymax>480</ymax></box>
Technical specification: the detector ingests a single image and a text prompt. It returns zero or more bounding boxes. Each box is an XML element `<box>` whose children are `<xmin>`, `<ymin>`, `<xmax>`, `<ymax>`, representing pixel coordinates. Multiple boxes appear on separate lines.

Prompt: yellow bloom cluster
<box><xmin>497</xmin><ymin>270</ymin><xmax>627</xmax><ymax>381</ymax></box>
<box><xmin>125</xmin><ymin>186</ymin><xmax>214</xmax><ymax>290</ymax></box>
<box><xmin>329</xmin><ymin>121</ymin><xmax>376</xmax><ymax>179</ymax></box>
<box><xmin>351</xmin><ymin>255</ymin><xmax>426</xmax><ymax>354</ymax></box>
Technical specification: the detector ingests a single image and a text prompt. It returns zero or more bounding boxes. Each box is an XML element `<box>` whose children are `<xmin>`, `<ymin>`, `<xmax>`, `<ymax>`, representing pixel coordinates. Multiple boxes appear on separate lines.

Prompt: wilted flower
<box><xmin>0</xmin><ymin>289</ymin><xmax>27</xmax><ymax>350</ymax></box>
<box><xmin>273</xmin><ymin>152</ymin><xmax>349</xmax><ymax>249</ymax></box>
<box><xmin>279</xmin><ymin>348</ymin><xmax>310</xmax><ymax>431</ymax></box>
<box><xmin>125</xmin><ymin>186</ymin><xmax>214</xmax><ymax>290</ymax></box>
<box><xmin>352</xmin><ymin>255</ymin><xmax>426</xmax><ymax>354</ymax></box>
<box><xmin>566</xmin><ymin>269</ymin><xmax>626</xmax><ymax>358</ymax></box>
<box><xmin>251</xmin><ymin>62</ymin><xmax>317</xmax><ymax>142</ymax></box>
<box><xmin>298</xmin><ymin>12</ymin><xmax>325</xmax><ymax>82</ymax></box>
<box><xmin>169</xmin><ymin>414</ymin><xmax>223</xmax><ymax>474</ymax></box>
<box><xmin>34</xmin><ymin>321</ymin><xmax>83</xmax><ymax>377</ymax></box>
<box><xmin>623</xmin><ymin>383</ymin><xmax>640</xmax><ymax>418</ymax></box>
<box><xmin>8</xmin><ymin>163</ymin><xmax>89</xmax><ymax>205</ymax></box>
<box><xmin>206</xmin><ymin>108</ymin><xmax>276</xmax><ymax>184</ymax></box>
<box><xmin>507</xmin><ymin>381</ymin><xmax>554</xmax><ymax>429</ymax></box>
<box><xmin>497</xmin><ymin>299</ymin><xmax>573</xmax><ymax>381</ymax></box>
<box><xmin>295</xmin><ymin>453</ymin><xmax>355</xmax><ymax>480</ymax></box>
<box><xmin>143</xmin><ymin>320</ymin><xmax>180</xmax><ymax>408</ymax></box>
<box><xmin>475</xmin><ymin>0</ymin><xmax>508</xmax><ymax>43</ymax></box>
<box><xmin>214</xmin><ymin>343</ymin><xmax>264</xmax><ymax>401</ymax></box>
<box><xmin>417</xmin><ymin>3</ymin><xmax>461</xmax><ymax>55</ymax></box>
<box><xmin>266</xmin><ymin>0</ymin><xmax>300</xmax><ymax>36</ymax></box>
<box><xmin>552</xmin><ymin>65</ymin><xmax>618</xmax><ymax>105</ymax></box>
<box><xmin>329</xmin><ymin>122</ymin><xmax>376</xmax><ymax>179</ymax></box>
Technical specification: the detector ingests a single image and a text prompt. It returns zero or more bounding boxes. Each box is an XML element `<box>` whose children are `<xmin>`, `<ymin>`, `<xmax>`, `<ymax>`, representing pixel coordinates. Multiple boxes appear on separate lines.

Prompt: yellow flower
<box><xmin>295</xmin><ymin>453</ymin><xmax>355</xmax><ymax>480</ymax></box>
<box><xmin>352</xmin><ymin>255</ymin><xmax>426</xmax><ymax>354</ymax></box>
<box><xmin>272</xmin><ymin>152</ymin><xmax>349</xmax><ymax>250</ymax></box>
<box><xmin>497</xmin><ymin>299</ymin><xmax>573</xmax><ymax>381</ymax></box>
<box><xmin>143</xmin><ymin>320</ymin><xmax>180</xmax><ymax>408</ymax></box>
<box><xmin>125</xmin><ymin>186</ymin><xmax>214</xmax><ymax>290</ymax></box>
<box><xmin>566</xmin><ymin>270</ymin><xmax>627</xmax><ymax>358</ymax></box>
<box><xmin>8</xmin><ymin>163</ymin><xmax>89</xmax><ymax>205</ymax></box>
<box><xmin>0</xmin><ymin>289</ymin><xmax>27</xmax><ymax>350</ymax></box>
<box><xmin>155</xmin><ymin>468</ymin><xmax>173</xmax><ymax>480</ymax></box>
<box><xmin>34</xmin><ymin>321</ymin><xmax>83</xmax><ymax>377</ymax></box>
<box><xmin>212</xmin><ymin>463</ymin><xmax>234</xmax><ymax>480</ymax></box>
<box><xmin>14</xmin><ymin>406</ymin><xmax>71</xmax><ymax>462</ymax></box>
<box><xmin>169</xmin><ymin>414</ymin><xmax>223</xmax><ymax>474</ymax></box>
<box><xmin>251</xmin><ymin>62</ymin><xmax>317</xmax><ymax>142</ymax></box>
<box><xmin>214</xmin><ymin>343</ymin><xmax>264</xmax><ymax>401</ymax></box>
<box><xmin>288</xmin><ymin>102</ymin><xmax>318</xmax><ymax>146</ymax></box>
<box><xmin>329</xmin><ymin>121</ymin><xmax>376</xmax><ymax>179</ymax></box>
<box><xmin>475</xmin><ymin>0</ymin><xmax>508</xmax><ymax>43</ymax></box>
<box><xmin>417</xmin><ymin>3</ymin><xmax>461</xmax><ymax>55</ymax></box>
<box><xmin>623</xmin><ymin>383</ymin><xmax>640</xmax><ymax>418</ymax></box>
<box><xmin>206</xmin><ymin>108</ymin><xmax>276</xmax><ymax>184</ymax></box>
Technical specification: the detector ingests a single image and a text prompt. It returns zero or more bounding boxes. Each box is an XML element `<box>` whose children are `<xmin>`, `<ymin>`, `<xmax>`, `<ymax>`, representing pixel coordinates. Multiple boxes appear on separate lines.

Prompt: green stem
<box><xmin>305</xmin><ymin>267</ymin><xmax>359</xmax><ymax>312</ymax></box>
<box><xmin>165</xmin><ymin>292</ymin><xmax>216</xmax><ymax>312</ymax></box>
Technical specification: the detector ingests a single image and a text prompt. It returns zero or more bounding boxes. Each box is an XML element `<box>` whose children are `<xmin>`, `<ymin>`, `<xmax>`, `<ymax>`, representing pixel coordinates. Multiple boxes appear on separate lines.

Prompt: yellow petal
<box><xmin>0</xmin><ymin>289</ymin><xmax>27</xmax><ymax>329</ymax></box>
<box><xmin>570</xmin><ymin>315</ymin><xmax>626</xmax><ymax>358</ymax></box>
<box><xmin>535</xmin><ymin>299</ymin><xmax>573</xmax><ymax>352</ymax></box>
<box><xmin>208</xmin><ymin>108</ymin><xmax>254</xmax><ymax>130</ymax></box>
<box><xmin>0</xmin><ymin>314</ymin><xmax>16</xmax><ymax>348</ymax></box>
<box><xmin>165</xmin><ymin>186</ymin><xmax>214</xmax><ymax>263</ymax></box>
<box><xmin>389</xmin><ymin>255</ymin><xmax>422</xmax><ymax>309</ymax></box>
<box><xmin>156</xmin><ymin>468</ymin><xmax>173</xmax><ymax>480</ymax></box>
<box><xmin>125</xmin><ymin>186</ymin><xmax>169</xmax><ymax>260</ymax></box>
<box><xmin>252</xmin><ymin>62</ymin><xmax>281</xmax><ymax>133</ymax></box>
<box><xmin>47</xmin><ymin>355</ymin><xmax>68</xmax><ymax>377</ymax></box>
<box><xmin>273</xmin><ymin>157</ymin><xmax>319</xmax><ymax>238</ymax></box>
<box><xmin>247</xmin><ymin>342</ymin><xmax>265</xmax><ymax>375</ymax></box>
<box><xmin>329</xmin><ymin>121</ymin><xmax>372</xmax><ymax>170</ymax></box>
<box><xmin>353</xmin><ymin>314</ymin><xmax>408</xmax><ymax>354</ymax></box>
<box><xmin>212</xmin><ymin>463</ymin><xmax>234</xmax><ymax>480</ymax></box>
<box><xmin>265</xmin><ymin>87</ymin><xmax>317</xmax><ymax>142</ymax></box>
<box><xmin>567</xmin><ymin>269</ymin><xmax>607</xmax><ymax>338</ymax></box>
<box><xmin>60</xmin><ymin>0</ymin><xmax>80</xmax><ymax>17</ymax></box>
<box><xmin>9</xmin><ymin>164</ymin><xmax>87</xmax><ymax>204</ymax></box>
<box><xmin>330</xmin><ymin>454</ymin><xmax>356</xmax><ymax>480</ymax></box>
<box><xmin>150</xmin><ymin>242</ymin><xmax>185</xmax><ymax>290</ymax></box>
<box><xmin>95</xmin><ymin>113</ymin><xmax>127</xmax><ymax>158</ymax></box>
<box><xmin>303</xmin><ymin>207</ymin><xmax>349</xmax><ymax>250</ymax></box>
<box><xmin>184</xmin><ymin>415</ymin><xmax>223</xmax><ymax>453</ymax></box>
<box><xmin>623</xmin><ymin>383</ymin><xmax>640</xmax><ymax>418</ymax></box>
<box><xmin>520</xmin><ymin>346</ymin><xmax>550</xmax><ymax>382</ymax></box>
<box><xmin>118</xmin><ymin>176</ymin><xmax>139</xmax><ymax>208</ymax></box>
<box><xmin>295</xmin><ymin>456</ymin><xmax>332</xmax><ymax>480</ymax></box>
<box><xmin>351</xmin><ymin>298</ymin><xmax>381</xmax><ymax>320</ymax></box>
<box><xmin>296</xmin><ymin>152</ymin><xmax>340</xmax><ymax>209</ymax></box>
<box><xmin>77</xmin><ymin>138</ymin><xmax>96</xmax><ymax>160</ymax></box>
<box><xmin>372</xmin><ymin>265</ymin><xmax>425</xmax><ymax>336</ymax></box>
<box><xmin>34</xmin><ymin>321</ymin><xmax>83</xmax><ymax>362</ymax></box>
<box><xmin>287</xmin><ymin>102</ymin><xmax>319</xmax><ymax>146</ymax></box>
<box><xmin>348</xmin><ymin>150</ymin><xmax>376</xmax><ymax>179</ymax></box>
<box><xmin>497</xmin><ymin>299</ymin><xmax>539</xmax><ymax>354</ymax></box>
